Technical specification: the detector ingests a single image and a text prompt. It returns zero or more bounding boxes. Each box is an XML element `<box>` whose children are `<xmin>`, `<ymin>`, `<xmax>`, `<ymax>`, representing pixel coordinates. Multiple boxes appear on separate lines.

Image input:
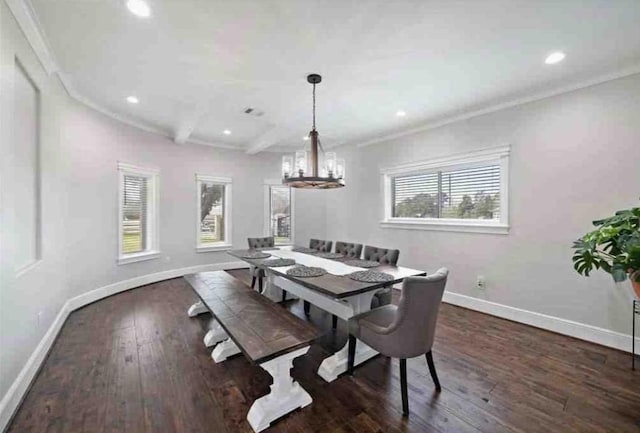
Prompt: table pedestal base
<box><xmin>318</xmin><ymin>338</ymin><xmax>378</xmax><ymax>382</ymax></box>
<box><xmin>247</xmin><ymin>347</ymin><xmax>312</xmax><ymax>432</ymax></box>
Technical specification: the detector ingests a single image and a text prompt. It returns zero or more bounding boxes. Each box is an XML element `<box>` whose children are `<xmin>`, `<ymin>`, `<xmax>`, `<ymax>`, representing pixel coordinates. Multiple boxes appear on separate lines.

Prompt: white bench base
<box><xmin>204</xmin><ymin>322</ymin><xmax>228</xmax><ymax>347</ymax></box>
<box><xmin>247</xmin><ymin>346</ymin><xmax>312</xmax><ymax>432</ymax></box>
<box><xmin>211</xmin><ymin>338</ymin><xmax>241</xmax><ymax>362</ymax></box>
<box><xmin>187</xmin><ymin>301</ymin><xmax>209</xmax><ymax>317</ymax></box>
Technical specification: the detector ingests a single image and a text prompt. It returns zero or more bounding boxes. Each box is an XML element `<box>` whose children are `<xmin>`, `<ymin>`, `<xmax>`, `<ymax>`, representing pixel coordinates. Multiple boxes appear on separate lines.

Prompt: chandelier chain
<box><xmin>312</xmin><ymin>83</ymin><xmax>316</xmax><ymax>131</ymax></box>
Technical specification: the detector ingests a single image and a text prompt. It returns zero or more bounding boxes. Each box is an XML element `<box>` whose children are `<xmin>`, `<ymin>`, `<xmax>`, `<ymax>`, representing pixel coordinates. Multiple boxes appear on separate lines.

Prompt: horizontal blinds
<box><xmin>270</xmin><ymin>186</ymin><xmax>291</xmax><ymax>241</ymax></box>
<box><xmin>200</xmin><ymin>182</ymin><xmax>225</xmax><ymax>244</ymax></box>
<box><xmin>392</xmin><ymin>164</ymin><xmax>500</xmax><ymax>220</ymax></box>
<box><xmin>122</xmin><ymin>175</ymin><xmax>148</xmax><ymax>253</ymax></box>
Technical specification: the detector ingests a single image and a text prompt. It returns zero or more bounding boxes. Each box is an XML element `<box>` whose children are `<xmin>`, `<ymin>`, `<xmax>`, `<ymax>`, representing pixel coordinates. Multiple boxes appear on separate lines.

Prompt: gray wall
<box><xmin>324</xmin><ymin>72</ymin><xmax>640</xmax><ymax>335</ymax></box>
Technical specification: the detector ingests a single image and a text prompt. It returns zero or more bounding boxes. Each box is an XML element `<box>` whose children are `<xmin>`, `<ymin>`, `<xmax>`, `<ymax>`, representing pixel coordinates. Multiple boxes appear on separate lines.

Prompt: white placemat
<box><xmin>268</xmin><ymin>249</ymin><xmax>365</xmax><ymax>276</ymax></box>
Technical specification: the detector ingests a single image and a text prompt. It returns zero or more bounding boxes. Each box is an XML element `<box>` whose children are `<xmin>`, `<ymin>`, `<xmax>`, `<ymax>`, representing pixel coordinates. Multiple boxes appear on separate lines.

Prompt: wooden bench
<box><xmin>184</xmin><ymin>271</ymin><xmax>321</xmax><ymax>432</ymax></box>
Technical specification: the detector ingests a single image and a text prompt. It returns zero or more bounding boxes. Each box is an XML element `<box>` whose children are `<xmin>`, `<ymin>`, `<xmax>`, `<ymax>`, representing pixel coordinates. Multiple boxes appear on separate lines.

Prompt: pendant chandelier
<box><xmin>282</xmin><ymin>74</ymin><xmax>345</xmax><ymax>189</ymax></box>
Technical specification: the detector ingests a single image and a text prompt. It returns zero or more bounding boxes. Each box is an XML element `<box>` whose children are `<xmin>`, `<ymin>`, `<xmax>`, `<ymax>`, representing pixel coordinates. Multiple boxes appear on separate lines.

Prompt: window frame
<box><xmin>263</xmin><ymin>180</ymin><xmax>294</xmax><ymax>246</ymax></box>
<box><xmin>195</xmin><ymin>174</ymin><xmax>233</xmax><ymax>252</ymax></box>
<box><xmin>380</xmin><ymin>146</ymin><xmax>510</xmax><ymax>235</ymax></box>
<box><xmin>117</xmin><ymin>162</ymin><xmax>160</xmax><ymax>264</ymax></box>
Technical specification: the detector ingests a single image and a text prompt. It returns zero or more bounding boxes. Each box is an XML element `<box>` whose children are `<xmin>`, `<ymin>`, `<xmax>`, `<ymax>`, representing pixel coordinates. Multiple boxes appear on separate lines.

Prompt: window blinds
<box><xmin>122</xmin><ymin>175</ymin><xmax>148</xmax><ymax>253</ymax></box>
<box><xmin>392</xmin><ymin>164</ymin><xmax>500</xmax><ymax>220</ymax></box>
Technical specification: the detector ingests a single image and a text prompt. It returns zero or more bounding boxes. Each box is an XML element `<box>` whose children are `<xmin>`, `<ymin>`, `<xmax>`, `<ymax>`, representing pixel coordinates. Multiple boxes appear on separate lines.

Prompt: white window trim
<box><xmin>195</xmin><ymin>174</ymin><xmax>233</xmax><ymax>252</ymax></box>
<box><xmin>380</xmin><ymin>145</ymin><xmax>510</xmax><ymax>235</ymax></box>
<box><xmin>264</xmin><ymin>180</ymin><xmax>295</xmax><ymax>246</ymax></box>
<box><xmin>117</xmin><ymin>162</ymin><xmax>161</xmax><ymax>264</ymax></box>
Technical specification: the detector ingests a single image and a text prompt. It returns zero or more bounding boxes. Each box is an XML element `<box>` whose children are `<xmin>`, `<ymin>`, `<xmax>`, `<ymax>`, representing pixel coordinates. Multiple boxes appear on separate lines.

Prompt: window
<box><xmin>196</xmin><ymin>175</ymin><xmax>232</xmax><ymax>252</ymax></box>
<box><xmin>381</xmin><ymin>146</ymin><xmax>509</xmax><ymax>234</ymax></box>
<box><xmin>264</xmin><ymin>183</ymin><xmax>293</xmax><ymax>245</ymax></box>
<box><xmin>118</xmin><ymin>163</ymin><xmax>160</xmax><ymax>264</ymax></box>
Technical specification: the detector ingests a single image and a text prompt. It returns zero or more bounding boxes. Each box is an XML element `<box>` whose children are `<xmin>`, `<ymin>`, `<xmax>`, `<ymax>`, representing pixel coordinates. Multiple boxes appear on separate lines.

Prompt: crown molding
<box><xmin>5</xmin><ymin>0</ymin><xmax>57</xmax><ymax>74</ymax></box>
<box><xmin>351</xmin><ymin>63</ymin><xmax>640</xmax><ymax>149</ymax></box>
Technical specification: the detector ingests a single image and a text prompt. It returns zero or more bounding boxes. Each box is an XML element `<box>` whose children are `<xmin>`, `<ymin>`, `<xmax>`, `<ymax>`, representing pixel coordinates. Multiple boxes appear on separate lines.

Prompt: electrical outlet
<box><xmin>165</xmin><ymin>256</ymin><xmax>171</xmax><ymax>262</ymax></box>
<box><xmin>476</xmin><ymin>276</ymin><xmax>486</xmax><ymax>290</ymax></box>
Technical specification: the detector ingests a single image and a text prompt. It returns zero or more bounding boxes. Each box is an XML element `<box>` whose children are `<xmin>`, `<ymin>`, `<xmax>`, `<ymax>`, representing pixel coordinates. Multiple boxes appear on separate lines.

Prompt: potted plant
<box><xmin>572</xmin><ymin>203</ymin><xmax>640</xmax><ymax>298</ymax></box>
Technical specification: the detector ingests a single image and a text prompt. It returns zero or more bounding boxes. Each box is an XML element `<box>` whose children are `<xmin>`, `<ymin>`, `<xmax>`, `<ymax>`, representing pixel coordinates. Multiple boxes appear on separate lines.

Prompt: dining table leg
<box><xmin>317</xmin><ymin>290</ymin><xmax>379</xmax><ymax>382</ymax></box>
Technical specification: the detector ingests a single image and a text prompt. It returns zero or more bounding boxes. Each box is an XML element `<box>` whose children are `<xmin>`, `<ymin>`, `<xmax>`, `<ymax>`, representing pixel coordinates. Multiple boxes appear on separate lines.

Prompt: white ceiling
<box><xmin>26</xmin><ymin>0</ymin><xmax>640</xmax><ymax>152</ymax></box>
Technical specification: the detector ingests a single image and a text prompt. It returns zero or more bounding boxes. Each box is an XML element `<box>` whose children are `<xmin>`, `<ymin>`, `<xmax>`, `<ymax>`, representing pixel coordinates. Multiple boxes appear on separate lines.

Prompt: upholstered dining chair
<box><xmin>363</xmin><ymin>245</ymin><xmax>400</xmax><ymax>309</ymax></box>
<box><xmin>347</xmin><ymin>268</ymin><xmax>449</xmax><ymax>416</ymax></box>
<box><xmin>247</xmin><ymin>236</ymin><xmax>275</xmax><ymax>292</ymax></box>
<box><xmin>303</xmin><ymin>238</ymin><xmax>334</xmax><ymax>316</ymax></box>
<box><xmin>309</xmin><ymin>238</ymin><xmax>333</xmax><ymax>252</ymax></box>
<box><xmin>335</xmin><ymin>241</ymin><xmax>363</xmax><ymax>258</ymax></box>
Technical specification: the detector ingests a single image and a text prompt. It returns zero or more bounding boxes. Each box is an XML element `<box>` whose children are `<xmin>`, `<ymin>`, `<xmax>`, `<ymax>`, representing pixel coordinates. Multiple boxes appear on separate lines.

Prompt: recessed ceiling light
<box><xmin>545</xmin><ymin>51</ymin><xmax>565</xmax><ymax>65</ymax></box>
<box><xmin>396</xmin><ymin>110</ymin><xmax>406</xmax><ymax>117</ymax></box>
<box><xmin>303</xmin><ymin>136</ymin><xmax>309</xmax><ymax>141</ymax></box>
<box><xmin>223</xmin><ymin>130</ymin><xmax>231</xmax><ymax>135</ymax></box>
<box><xmin>126</xmin><ymin>0</ymin><xmax>151</xmax><ymax>18</ymax></box>
<box><xmin>126</xmin><ymin>95</ymin><xmax>139</xmax><ymax>104</ymax></box>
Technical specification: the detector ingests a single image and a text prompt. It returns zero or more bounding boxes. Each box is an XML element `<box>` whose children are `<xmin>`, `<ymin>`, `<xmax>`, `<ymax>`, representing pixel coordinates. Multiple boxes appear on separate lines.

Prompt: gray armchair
<box><xmin>363</xmin><ymin>245</ymin><xmax>400</xmax><ymax>309</ymax></box>
<box><xmin>309</xmin><ymin>238</ymin><xmax>333</xmax><ymax>252</ymax></box>
<box><xmin>247</xmin><ymin>237</ymin><xmax>275</xmax><ymax>292</ymax></box>
<box><xmin>347</xmin><ymin>268</ymin><xmax>449</xmax><ymax>415</ymax></box>
<box><xmin>335</xmin><ymin>241</ymin><xmax>363</xmax><ymax>258</ymax></box>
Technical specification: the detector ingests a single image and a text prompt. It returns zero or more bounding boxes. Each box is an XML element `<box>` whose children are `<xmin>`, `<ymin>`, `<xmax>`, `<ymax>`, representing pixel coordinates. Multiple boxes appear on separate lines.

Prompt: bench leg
<box><xmin>247</xmin><ymin>346</ymin><xmax>312</xmax><ymax>432</ymax></box>
<box><xmin>211</xmin><ymin>338</ymin><xmax>241</xmax><ymax>363</ymax></box>
<box><xmin>187</xmin><ymin>301</ymin><xmax>209</xmax><ymax>317</ymax></box>
<box><xmin>204</xmin><ymin>321</ymin><xmax>228</xmax><ymax>347</ymax></box>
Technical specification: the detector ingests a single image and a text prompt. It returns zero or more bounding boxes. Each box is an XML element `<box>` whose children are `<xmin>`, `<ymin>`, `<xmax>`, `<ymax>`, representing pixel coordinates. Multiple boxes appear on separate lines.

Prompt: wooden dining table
<box><xmin>226</xmin><ymin>246</ymin><xmax>426</xmax><ymax>382</ymax></box>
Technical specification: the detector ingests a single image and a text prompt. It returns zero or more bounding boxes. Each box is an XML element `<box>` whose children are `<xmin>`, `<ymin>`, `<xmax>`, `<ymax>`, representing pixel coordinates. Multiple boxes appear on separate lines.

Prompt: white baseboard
<box><xmin>443</xmin><ymin>291</ymin><xmax>640</xmax><ymax>353</ymax></box>
<box><xmin>0</xmin><ymin>261</ymin><xmax>247</xmax><ymax>433</ymax></box>
<box><xmin>66</xmin><ymin>261</ymin><xmax>246</xmax><ymax>310</ymax></box>
<box><xmin>0</xmin><ymin>302</ymin><xmax>70</xmax><ymax>433</ymax></box>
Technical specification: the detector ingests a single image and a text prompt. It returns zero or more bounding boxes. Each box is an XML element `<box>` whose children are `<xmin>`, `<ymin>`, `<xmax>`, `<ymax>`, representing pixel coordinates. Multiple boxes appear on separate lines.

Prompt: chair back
<box><xmin>309</xmin><ymin>239</ymin><xmax>333</xmax><ymax>252</ymax></box>
<box><xmin>363</xmin><ymin>245</ymin><xmax>400</xmax><ymax>266</ymax></box>
<box><xmin>247</xmin><ymin>236</ymin><xmax>275</xmax><ymax>249</ymax></box>
<box><xmin>393</xmin><ymin>268</ymin><xmax>448</xmax><ymax>357</ymax></box>
<box><xmin>335</xmin><ymin>241</ymin><xmax>363</xmax><ymax>258</ymax></box>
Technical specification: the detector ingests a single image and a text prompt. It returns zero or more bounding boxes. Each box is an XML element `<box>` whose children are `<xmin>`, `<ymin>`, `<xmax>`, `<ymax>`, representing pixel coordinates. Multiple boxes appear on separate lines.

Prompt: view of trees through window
<box><xmin>393</xmin><ymin>165</ymin><xmax>500</xmax><ymax>220</ymax></box>
<box><xmin>200</xmin><ymin>183</ymin><xmax>225</xmax><ymax>244</ymax></box>
<box><xmin>122</xmin><ymin>175</ymin><xmax>148</xmax><ymax>254</ymax></box>
<box><xmin>269</xmin><ymin>186</ymin><xmax>291</xmax><ymax>243</ymax></box>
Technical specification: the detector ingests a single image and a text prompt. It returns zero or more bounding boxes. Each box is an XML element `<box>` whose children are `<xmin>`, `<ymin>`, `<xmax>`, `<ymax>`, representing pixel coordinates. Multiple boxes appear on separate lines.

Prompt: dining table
<box><xmin>226</xmin><ymin>246</ymin><xmax>426</xmax><ymax>382</ymax></box>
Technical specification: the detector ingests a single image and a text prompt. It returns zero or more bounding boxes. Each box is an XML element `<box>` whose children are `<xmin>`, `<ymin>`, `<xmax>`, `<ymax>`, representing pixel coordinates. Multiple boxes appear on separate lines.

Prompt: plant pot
<box><xmin>631</xmin><ymin>271</ymin><xmax>640</xmax><ymax>299</ymax></box>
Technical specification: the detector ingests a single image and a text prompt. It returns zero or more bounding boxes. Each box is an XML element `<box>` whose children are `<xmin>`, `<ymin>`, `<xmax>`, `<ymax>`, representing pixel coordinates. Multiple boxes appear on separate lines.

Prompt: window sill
<box><xmin>118</xmin><ymin>250</ymin><xmax>161</xmax><ymax>265</ymax></box>
<box><xmin>196</xmin><ymin>243</ymin><xmax>233</xmax><ymax>253</ymax></box>
<box><xmin>380</xmin><ymin>219</ymin><xmax>510</xmax><ymax>235</ymax></box>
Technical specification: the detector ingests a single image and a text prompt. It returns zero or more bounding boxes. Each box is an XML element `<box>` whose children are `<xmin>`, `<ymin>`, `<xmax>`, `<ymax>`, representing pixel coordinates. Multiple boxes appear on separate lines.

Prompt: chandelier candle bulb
<box><xmin>295</xmin><ymin>151</ymin><xmax>307</xmax><ymax>176</ymax></box>
<box><xmin>336</xmin><ymin>158</ymin><xmax>345</xmax><ymax>180</ymax></box>
<box><xmin>325</xmin><ymin>152</ymin><xmax>337</xmax><ymax>176</ymax></box>
<box><xmin>282</xmin><ymin>155</ymin><xmax>293</xmax><ymax>178</ymax></box>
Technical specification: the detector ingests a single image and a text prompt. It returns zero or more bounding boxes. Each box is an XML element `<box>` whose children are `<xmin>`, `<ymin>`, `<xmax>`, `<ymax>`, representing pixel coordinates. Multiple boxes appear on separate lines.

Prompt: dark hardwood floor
<box><xmin>8</xmin><ymin>269</ymin><xmax>640</xmax><ymax>433</ymax></box>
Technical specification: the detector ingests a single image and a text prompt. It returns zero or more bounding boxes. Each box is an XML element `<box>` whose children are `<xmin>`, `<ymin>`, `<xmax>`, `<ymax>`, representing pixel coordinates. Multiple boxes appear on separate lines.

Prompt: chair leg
<box><xmin>251</xmin><ymin>276</ymin><xmax>256</xmax><ymax>289</ymax></box>
<box><xmin>400</xmin><ymin>358</ymin><xmax>409</xmax><ymax>416</ymax></box>
<box><xmin>425</xmin><ymin>351</ymin><xmax>442</xmax><ymax>392</ymax></box>
<box><xmin>258</xmin><ymin>277</ymin><xmax>263</xmax><ymax>293</ymax></box>
<box><xmin>281</xmin><ymin>289</ymin><xmax>287</xmax><ymax>303</ymax></box>
<box><xmin>332</xmin><ymin>315</ymin><xmax>338</xmax><ymax>330</ymax></box>
<box><xmin>303</xmin><ymin>301</ymin><xmax>310</xmax><ymax>316</ymax></box>
<box><xmin>347</xmin><ymin>335</ymin><xmax>356</xmax><ymax>375</ymax></box>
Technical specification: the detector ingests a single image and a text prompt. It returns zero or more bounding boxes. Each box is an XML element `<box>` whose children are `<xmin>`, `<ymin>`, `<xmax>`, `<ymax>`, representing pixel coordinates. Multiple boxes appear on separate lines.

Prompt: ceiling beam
<box><xmin>245</xmin><ymin>126</ymin><xmax>287</xmax><ymax>154</ymax></box>
<box><xmin>174</xmin><ymin>105</ymin><xmax>208</xmax><ymax>144</ymax></box>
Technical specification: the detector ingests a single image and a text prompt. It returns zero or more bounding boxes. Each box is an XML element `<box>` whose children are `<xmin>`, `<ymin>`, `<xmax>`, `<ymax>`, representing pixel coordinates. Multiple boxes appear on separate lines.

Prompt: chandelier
<box><xmin>282</xmin><ymin>74</ymin><xmax>345</xmax><ymax>189</ymax></box>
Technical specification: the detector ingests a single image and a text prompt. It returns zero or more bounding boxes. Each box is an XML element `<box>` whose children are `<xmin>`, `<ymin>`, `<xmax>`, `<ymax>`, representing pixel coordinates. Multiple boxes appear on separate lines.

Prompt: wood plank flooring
<box><xmin>7</xmin><ymin>269</ymin><xmax>640</xmax><ymax>433</ymax></box>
